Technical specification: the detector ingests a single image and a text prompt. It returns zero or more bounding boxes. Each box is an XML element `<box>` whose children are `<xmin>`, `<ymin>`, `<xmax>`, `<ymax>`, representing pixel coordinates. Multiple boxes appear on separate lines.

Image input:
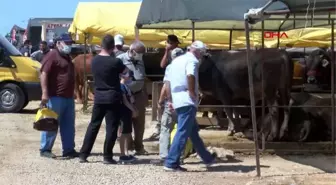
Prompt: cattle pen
<box><xmin>135</xmin><ymin>0</ymin><xmax>336</xmax><ymax>177</ymax></box>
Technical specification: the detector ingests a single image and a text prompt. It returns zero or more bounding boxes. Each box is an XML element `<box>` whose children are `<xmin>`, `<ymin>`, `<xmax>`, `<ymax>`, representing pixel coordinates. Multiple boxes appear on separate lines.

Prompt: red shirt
<box><xmin>40</xmin><ymin>49</ymin><xmax>75</xmax><ymax>98</ymax></box>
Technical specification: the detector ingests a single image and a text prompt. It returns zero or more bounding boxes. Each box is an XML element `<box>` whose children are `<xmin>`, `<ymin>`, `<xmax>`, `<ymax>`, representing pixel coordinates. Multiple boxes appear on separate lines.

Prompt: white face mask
<box><xmin>58</xmin><ymin>42</ymin><xmax>71</xmax><ymax>54</ymax></box>
<box><xmin>130</xmin><ymin>50</ymin><xmax>143</xmax><ymax>61</ymax></box>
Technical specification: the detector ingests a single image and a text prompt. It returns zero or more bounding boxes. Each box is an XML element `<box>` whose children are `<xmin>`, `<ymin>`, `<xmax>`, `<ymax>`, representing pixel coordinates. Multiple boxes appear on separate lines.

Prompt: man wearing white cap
<box><xmin>114</xmin><ymin>34</ymin><xmax>125</xmax><ymax>56</ymax></box>
<box><xmin>163</xmin><ymin>41</ymin><xmax>216</xmax><ymax>172</ymax></box>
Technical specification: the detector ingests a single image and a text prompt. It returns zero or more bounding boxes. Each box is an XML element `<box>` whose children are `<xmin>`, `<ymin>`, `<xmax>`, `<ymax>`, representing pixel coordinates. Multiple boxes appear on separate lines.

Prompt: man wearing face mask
<box><xmin>20</xmin><ymin>40</ymin><xmax>32</xmax><ymax>57</ymax></box>
<box><xmin>31</xmin><ymin>41</ymin><xmax>50</xmax><ymax>63</ymax></box>
<box><xmin>163</xmin><ymin>41</ymin><xmax>216</xmax><ymax>172</ymax></box>
<box><xmin>117</xmin><ymin>40</ymin><xmax>148</xmax><ymax>155</ymax></box>
<box><xmin>39</xmin><ymin>36</ymin><xmax>78</xmax><ymax>159</ymax></box>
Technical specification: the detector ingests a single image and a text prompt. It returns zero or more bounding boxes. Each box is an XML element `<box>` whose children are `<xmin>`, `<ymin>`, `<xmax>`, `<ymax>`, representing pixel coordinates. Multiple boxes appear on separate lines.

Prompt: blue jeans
<box><xmin>165</xmin><ymin>105</ymin><xmax>213</xmax><ymax>168</ymax></box>
<box><xmin>40</xmin><ymin>97</ymin><xmax>75</xmax><ymax>155</ymax></box>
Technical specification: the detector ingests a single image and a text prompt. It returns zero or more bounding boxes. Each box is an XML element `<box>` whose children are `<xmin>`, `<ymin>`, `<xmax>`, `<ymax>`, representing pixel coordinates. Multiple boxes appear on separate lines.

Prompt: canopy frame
<box><xmin>244</xmin><ymin>0</ymin><xmax>336</xmax><ymax>177</ymax></box>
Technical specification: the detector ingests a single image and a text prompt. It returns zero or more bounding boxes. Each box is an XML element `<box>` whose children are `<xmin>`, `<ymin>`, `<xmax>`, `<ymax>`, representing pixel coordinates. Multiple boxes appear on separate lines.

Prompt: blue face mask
<box><xmin>125</xmin><ymin>79</ymin><xmax>133</xmax><ymax>85</ymax></box>
<box><xmin>61</xmin><ymin>45</ymin><xmax>71</xmax><ymax>54</ymax></box>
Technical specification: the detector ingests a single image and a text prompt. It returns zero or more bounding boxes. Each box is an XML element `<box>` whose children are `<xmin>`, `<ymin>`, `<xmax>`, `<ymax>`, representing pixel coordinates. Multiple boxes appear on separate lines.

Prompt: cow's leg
<box><xmin>214</xmin><ymin>108</ymin><xmax>226</xmax><ymax>129</ymax></box>
<box><xmin>279</xmin><ymin>89</ymin><xmax>294</xmax><ymax>139</ymax></box>
<box><xmin>74</xmin><ymin>74</ymin><xmax>83</xmax><ymax>104</ymax></box>
<box><xmin>223</xmin><ymin>107</ymin><xmax>242</xmax><ymax>136</ymax></box>
<box><xmin>88</xmin><ymin>88</ymin><xmax>94</xmax><ymax>101</ymax></box>
<box><xmin>266</xmin><ymin>97</ymin><xmax>279</xmax><ymax>141</ymax></box>
<box><xmin>298</xmin><ymin>120</ymin><xmax>312</xmax><ymax>142</ymax></box>
<box><xmin>80</xmin><ymin>84</ymin><xmax>85</xmax><ymax>102</ymax></box>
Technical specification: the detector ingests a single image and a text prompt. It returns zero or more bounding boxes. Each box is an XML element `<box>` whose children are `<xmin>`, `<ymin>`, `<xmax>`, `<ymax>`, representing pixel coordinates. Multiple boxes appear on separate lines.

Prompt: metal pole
<box><xmin>135</xmin><ymin>26</ymin><xmax>140</xmax><ymax>40</ymax></box>
<box><xmin>244</xmin><ymin>20</ymin><xmax>261</xmax><ymax>177</ymax></box>
<box><xmin>261</xmin><ymin>21</ymin><xmax>265</xmax><ymax>147</ymax></box>
<box><xmin>229</xmin><ymin>30</ymin><xmax>233</xmax><ymax>50</ymax></box>
<box><xmin>83</xmin><ymin>33</ymin><xmax>88</xmax><ymax>111</ymax></box>
<box><xmin>331</xmin><ymin>21</ymin><xmax>335</xmax><ymax>154</ymax></box>
<box><xmin>151</xmin><ymin>82</ymin><xmax>159</xmax><ymax>121</ymax></box>
<box><xmin>191</xmin><ymin>21</ymin><xmax>195</xmax><ymax>42</ymax></box>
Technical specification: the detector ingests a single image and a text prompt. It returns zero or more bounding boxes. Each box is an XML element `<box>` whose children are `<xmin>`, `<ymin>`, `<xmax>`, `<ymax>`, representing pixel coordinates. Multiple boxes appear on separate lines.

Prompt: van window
<box><xmin>0</xmin><ymin>35</ymin><xmax>22</xmax><ymax>56</ymax></box>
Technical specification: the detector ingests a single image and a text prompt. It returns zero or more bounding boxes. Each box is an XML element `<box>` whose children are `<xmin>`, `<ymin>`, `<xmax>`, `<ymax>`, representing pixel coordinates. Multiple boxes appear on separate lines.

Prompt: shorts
<box><xmin>120</xmin><ymin>106</ymin><xmax>133</xmax><ymax>134</ymax></box>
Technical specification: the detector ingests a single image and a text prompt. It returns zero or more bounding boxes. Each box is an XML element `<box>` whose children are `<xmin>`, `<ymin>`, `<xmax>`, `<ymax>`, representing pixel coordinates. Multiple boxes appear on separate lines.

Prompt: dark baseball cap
<box><xmin>167</xmin><ymin>34</ymin><xmax>181</xmax><ymax>44</ymax></box>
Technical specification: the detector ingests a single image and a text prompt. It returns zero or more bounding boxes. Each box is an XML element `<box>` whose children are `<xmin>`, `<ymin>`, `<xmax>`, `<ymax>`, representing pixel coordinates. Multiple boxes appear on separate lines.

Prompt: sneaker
<box><xmin>119</xmin><ymin>155</ymin><xmax>135</xmax><ymax>164</ymax></box>
<box><xmin>134</xmin><ymin>149</ymin><xmax>149</xmax><ymax>156</ymax></box>
<box><xmin>79</xmin><ymin>156</ymin><xmax>88</xmax><ymax>163</ymax></box>
<box><xmin>62</xmin><ymin>150</ymin><xmax>79</xmax><ymax>159</ymax></box>
<box><xmin>205</xmin><ymin>152</ymin><xmax>218</xmax><ymax>167</ymax></box>
<box><xmin>163</xmin><ymin>166</ymin><xmax>187</xmax><ymax>172</ymax></box>
<box><xmin>40</xmin><ymin>151</ymin><xmax>56</xmax><ymax>159</ymax></box>
<box><xmin>103</xmin><ymin>158</ymin><xmax>117</xmax><ymax>165</ymax></box>
<box><xmin>128</xmin><ymin>155</ymin><xmax>136</xmax><ymax>161</ymax></box>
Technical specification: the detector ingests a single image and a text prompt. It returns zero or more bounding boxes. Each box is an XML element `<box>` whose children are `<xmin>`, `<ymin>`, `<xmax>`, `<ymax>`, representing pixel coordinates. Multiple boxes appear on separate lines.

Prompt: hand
<box><xmin>132</xmin><ymin>109</ymin><xmax>139</xmax><ymax>118</ymax></box>
<box><xmin>157</xmin><ymin>101</ymin><xmax>164</xmax><ymax>110</ymax></box>
<box><xmin>165</xmin><ymin>43</ymin><xmax>173</xmax><ymax>51</ymax></box>
<box><xmin>41</xmin><ymin>94</ymin><xmax>49</xmax><ymax>108</ymax></box>
<box><xmin>167</xmin><ymin>102</ymin><xmax>174</xmax><ymax>112</ymax></box>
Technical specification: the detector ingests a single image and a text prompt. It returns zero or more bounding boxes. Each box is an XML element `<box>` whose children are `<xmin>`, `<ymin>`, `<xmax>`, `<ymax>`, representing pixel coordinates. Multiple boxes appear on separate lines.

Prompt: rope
<box><xmin>300</xmin><ymin>0</ymin><xmax>317</xmax><ymax>37</ymax></box>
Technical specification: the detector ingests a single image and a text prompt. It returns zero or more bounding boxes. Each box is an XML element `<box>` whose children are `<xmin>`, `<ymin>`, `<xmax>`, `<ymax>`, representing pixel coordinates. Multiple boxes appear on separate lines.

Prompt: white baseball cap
<box><xmin>190</xmin><ymin>40</ymin><xmax>207</xmax><ymax>51</ymax></box>
<box><xmin>114</xmin><ymin>34</ymin><xmax>124</xmax><ymax>46</ymax></box>
<box><xmin>171</xmin><ymin>48</ymin><xmax>184</xmax><ymax>59</ymax></box>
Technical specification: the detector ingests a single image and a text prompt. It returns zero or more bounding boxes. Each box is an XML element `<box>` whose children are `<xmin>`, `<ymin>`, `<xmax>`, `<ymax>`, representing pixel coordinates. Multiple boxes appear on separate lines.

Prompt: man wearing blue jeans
<box><xmin>164</xmin><ymin>41</ymin><xmax>216</xmax><ymax>172</ymax></box>
<box><xmin>39</xmin><ymin>35</ymin><xmax>78</xmax><ymax>159</ymax></box>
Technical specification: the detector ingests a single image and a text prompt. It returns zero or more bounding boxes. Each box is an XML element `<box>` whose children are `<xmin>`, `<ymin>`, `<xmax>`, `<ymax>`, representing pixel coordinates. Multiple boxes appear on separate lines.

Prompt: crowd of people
<box><xmin>37</xmin><ymin>33</ymin><xmax>216</xmax><ymax>172</ymax></box>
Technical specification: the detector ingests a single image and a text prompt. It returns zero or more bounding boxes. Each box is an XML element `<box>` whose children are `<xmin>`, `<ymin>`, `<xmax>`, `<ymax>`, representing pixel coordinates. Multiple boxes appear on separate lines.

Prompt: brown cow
<box><xmin>73</xmin><ymin>53</ymin><xmax>95</xmax><ymax>103</ymax></box>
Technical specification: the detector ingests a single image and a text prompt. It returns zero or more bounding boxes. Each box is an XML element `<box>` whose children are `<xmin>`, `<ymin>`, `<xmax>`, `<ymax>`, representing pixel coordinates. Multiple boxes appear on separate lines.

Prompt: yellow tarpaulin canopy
<box><xmin>68</xmin><ymin>2</ymin><xmax>259</xmax><ymax>49</ymax></box>
<box><xmin>69</xmin><ymin>2</ymin><xmax>335</xmax><ymax>49</ymax></box>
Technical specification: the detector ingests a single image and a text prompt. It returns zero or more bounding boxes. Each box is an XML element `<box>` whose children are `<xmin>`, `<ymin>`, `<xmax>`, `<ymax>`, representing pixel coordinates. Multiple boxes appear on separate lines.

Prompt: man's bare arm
<box><xmin>187</xmin><ymin>75</ymin><xmax>196</xmax><ymax>99</ymax></box>
<box><xmin>40</xmin><ymin>71</ymin><xmax>49</xmax><ymax>105</ymax></box>
<box><xmin>158</xmin><ymin>83</ymin><xmax>167</xmax><ymax>104</ymax></box>
<box><xmin>160</xmin><ymin>50</ymin><xmax>170</xmax><ymax>68</ymax></box>
<box><xmin>165</xmin><ymin>81</ymin><xmax>172</xmax><ymax>102</ymax></box>
<box><xmin>40</xmin><ymin>72</ymin><xmax>48</xmax><ymax>95</ymax></box>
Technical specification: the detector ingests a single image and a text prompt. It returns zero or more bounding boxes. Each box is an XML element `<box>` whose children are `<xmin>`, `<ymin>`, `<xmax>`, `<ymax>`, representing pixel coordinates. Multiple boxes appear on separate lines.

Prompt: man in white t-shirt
<box><xmin>163</xmin><ymin>41</ymin><xmax>216</xmax><ymax>172</ymax></box>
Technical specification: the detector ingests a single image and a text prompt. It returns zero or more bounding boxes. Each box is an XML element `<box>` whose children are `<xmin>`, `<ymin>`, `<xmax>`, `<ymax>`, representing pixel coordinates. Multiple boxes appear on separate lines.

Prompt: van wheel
<box><xmin>0</xmin><ymin>83</ymin><xmax>25</xmax><ymax>113</ymax></box>
<box><xmin>22</xmin><ymin>100</ymin><xmax>29</xmax><ymax>110</ymax></box>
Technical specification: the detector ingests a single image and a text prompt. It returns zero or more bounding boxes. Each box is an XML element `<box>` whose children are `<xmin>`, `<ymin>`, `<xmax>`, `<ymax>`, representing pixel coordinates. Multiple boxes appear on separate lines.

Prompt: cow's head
<box><xmin>305</xmin><ymin>48</ymin><xmax>331</xmax><ymax>84</ymax></box>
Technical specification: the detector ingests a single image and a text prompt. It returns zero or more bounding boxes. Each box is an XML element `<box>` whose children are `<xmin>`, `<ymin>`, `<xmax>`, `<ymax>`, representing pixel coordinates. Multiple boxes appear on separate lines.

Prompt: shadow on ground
<box><xmin>207</xmin><ymin>164</ymin><xmax>270</xmax><ymax>173</ymax></box>
<box><xmin>277</xmin><ymin>154</ymin><xmax>336</xmax><ymax>173</ymax></box>
<box><xmin>20</xmin><ymin>108</ymin><xmax>39</xmax><ymax>114</ymax></box>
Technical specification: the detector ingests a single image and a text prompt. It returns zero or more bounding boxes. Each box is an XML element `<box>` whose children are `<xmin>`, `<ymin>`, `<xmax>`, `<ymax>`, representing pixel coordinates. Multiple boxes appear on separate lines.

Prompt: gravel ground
<box><xmin>0</xmin><ymin>101</ymin><xmax>335</xmax><ymax>185</ymax></box>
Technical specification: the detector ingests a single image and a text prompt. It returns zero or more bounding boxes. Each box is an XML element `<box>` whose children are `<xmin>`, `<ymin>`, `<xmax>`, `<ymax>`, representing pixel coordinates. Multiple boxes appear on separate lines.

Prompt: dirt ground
<box><xmin>0</xmin><ymin>101</ymin><xmax>335</xmax><ymax>185</ymax></box>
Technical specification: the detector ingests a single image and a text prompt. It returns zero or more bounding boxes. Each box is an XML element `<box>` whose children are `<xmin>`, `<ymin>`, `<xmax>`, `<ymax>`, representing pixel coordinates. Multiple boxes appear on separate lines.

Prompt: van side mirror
<box><xmin>0</xmin><ymin>48</ymin><xmax>5</xmax><ymax>64</ymax></box>
<box><xmin>0</xmin><ymin>48</ymin><xmax>4</xmax><ymax>59</ymax></box>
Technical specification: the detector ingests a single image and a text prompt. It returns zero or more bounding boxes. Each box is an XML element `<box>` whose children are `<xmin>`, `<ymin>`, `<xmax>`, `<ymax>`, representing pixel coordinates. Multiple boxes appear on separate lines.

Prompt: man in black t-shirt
<box><xmin>79</xmin><ymin>34</ymin><xmax>127</xmax><ymax>164</ymax></box>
